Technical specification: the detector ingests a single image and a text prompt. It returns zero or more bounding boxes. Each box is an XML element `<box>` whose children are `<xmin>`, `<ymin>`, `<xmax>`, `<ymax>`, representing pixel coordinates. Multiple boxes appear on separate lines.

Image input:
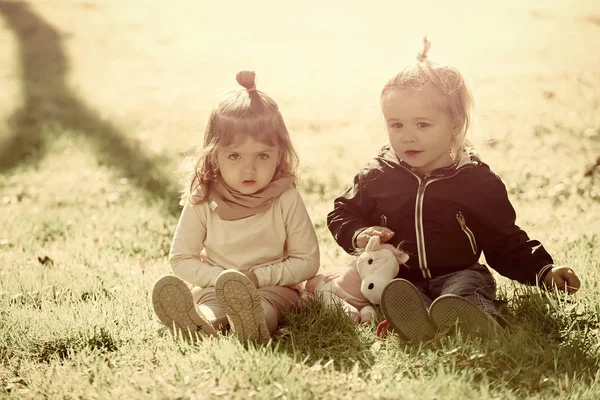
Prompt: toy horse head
<box><xmin>356</xmin><ymin>236</ymin><xmax>409</xmax><ymax>305</ymax></box>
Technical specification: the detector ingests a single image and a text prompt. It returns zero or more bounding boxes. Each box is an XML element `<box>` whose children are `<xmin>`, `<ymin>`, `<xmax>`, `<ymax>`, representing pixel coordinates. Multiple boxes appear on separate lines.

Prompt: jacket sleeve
<box><xmin>253</xmin><ymin>189</ymin><xmax>320</xmax><ymax>287</ymax></box>
<box><xmin>474</xmin><ymin>170</ymin><xmax>554</xmax><ymax>285</ymax></box>
<box><xmin>327</xmin><ymin>168</ymin><xmax>378</xmax><ymax>254</ymax></box>
<box><xmin>169</xmin><ymin>202</ymin><xmax>225</xmax><ymax>288</ymax></box>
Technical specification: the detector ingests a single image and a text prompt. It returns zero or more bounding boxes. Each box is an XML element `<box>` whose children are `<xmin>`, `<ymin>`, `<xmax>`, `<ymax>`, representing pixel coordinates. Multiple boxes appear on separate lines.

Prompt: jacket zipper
<box><xmin>456</xmin><ymin>211</ymin><xmax>478</xmax><ymax>254</ymax></box>
<box><xmin>405</xmin><ymin>165</ymin><xmax>475</xmax><ymax>279</ymax></box>
<box><xmin>380</xmin><ymin>214</ymin><xmax>387</xmax><ymax>227</ymax></box>
<box><xmin>414</xmin><ymin>178</ymin><xmax>432</xmax><ymax>279</ymax></box>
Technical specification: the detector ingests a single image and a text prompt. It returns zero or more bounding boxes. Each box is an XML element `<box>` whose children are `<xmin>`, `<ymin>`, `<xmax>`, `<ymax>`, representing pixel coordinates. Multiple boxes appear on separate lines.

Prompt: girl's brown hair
<box><xmin>180</xmin><ymin>71</ymin><xmax>299</xmax><ymax>205</ymax></box>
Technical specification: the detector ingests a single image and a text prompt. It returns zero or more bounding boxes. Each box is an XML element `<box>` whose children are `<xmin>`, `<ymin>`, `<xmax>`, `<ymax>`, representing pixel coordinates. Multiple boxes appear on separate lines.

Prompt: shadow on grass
<box><xmin>0</xmin><ymin>1</ymin><xmax>180</xmax><ymax>215</ymax></box>
<box><xmin>0</xmin><ymin>325</ymin><xmax>118</xmax><ymax>364</ymax></box>
<box><xmin>275</xmin><ymin>297</ymin><xmax>376</xmax><ymax>371</ymax></box>
<box><xmin>414</xmin><ymin>287</ymin><xmax>600</xmax><ymax>395</ymax></box>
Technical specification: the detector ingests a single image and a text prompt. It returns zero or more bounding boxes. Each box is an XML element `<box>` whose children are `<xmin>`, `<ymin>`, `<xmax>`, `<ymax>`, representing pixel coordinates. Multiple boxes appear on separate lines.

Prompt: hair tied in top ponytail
<box><xmin>236</xmin><ymin>70</ymin><xmax>257</xmax><ymax>93</ymax></box>
<box><xmin>416</xmin><ymin>35</ymin><xmax>431</xmax><ymax>62</ymax></box>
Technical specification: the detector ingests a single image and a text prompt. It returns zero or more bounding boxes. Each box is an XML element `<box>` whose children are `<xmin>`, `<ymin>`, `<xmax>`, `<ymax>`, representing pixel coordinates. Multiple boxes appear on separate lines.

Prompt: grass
<box><xmin>1</xmin><ymin>0</ymin><xmax>600</xmax><ymax>398</ymax></box>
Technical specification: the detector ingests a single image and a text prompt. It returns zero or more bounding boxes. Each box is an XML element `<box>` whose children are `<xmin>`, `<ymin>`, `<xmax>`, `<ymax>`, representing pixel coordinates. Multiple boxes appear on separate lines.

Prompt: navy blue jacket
<box><xmin>327</xmin><ymin>145</ymin><xmax>553</xmax><ymax>285</ymax></box>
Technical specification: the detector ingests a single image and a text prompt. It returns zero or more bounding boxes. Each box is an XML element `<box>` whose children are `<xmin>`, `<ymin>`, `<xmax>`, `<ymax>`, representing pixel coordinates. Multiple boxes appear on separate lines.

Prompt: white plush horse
<box><xmin>304</xmin><ymin>236</ymin><xmax>409</xmax><ymax>323</ymax></box>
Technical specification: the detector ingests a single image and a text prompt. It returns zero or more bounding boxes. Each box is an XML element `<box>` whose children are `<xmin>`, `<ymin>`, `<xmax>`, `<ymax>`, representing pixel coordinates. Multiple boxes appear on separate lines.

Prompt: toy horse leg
<box><xmin>360</xmin><ymin>305</ymin><xmax>377</xmax><ymax>323</ymax></box>
<box><xmin>321</xmin><ymin>290</ymin><xmax>360</xmax><ymax>322</ymax></box>
<box><xmin>339</xmin><ymin>300</ymin><xmax>360</xmax><ymax>323</ymax></box>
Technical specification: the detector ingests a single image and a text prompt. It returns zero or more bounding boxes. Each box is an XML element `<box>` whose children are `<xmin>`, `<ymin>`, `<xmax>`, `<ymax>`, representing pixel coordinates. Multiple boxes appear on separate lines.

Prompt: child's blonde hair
<box><xmin>181</xmin><ymin>71</ymin><xmax>299</xmax><ymax>205</ymax></box>
<box><xmin>381</xmin><ymin>38</ymin><xmax>474</xmax><ymax>157</ymax></box>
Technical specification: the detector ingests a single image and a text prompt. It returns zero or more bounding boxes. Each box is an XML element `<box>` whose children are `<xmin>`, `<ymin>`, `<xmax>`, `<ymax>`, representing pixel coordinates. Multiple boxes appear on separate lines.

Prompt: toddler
<box><xmin>152</xmin><ymin>71</ymin><xmax>320</xmax><ymax>342</ymax></box>
<box><xmin>327</xmin><ymin>39</ymin><xmax>580</xmax><ymax>341</ymax></box>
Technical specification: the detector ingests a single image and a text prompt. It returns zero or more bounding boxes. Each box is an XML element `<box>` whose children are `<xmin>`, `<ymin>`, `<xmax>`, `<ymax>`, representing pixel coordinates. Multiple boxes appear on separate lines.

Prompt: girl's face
<box><xmin>216</xmin><ymin>135</ymin><xmax>279</xmax><ymax>194</ymax></box>
<box><xmin>382</xmin><ymin>88</ymin><xmax>458</xmax><ymax>175</ymax></box>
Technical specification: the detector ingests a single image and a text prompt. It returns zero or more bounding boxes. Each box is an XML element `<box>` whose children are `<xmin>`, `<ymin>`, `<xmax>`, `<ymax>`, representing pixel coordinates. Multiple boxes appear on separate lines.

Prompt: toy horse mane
<box><xmin>356</xmin><ymin>236</ymin><xmax>408</xmax><ymax>265</ymax></box>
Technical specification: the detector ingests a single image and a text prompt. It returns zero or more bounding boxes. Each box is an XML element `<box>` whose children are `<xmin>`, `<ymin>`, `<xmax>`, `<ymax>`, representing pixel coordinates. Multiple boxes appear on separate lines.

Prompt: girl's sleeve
<box><xmin>253</xmin><ymin>190</ymin><xmax>320</xmax><ymax>287</ymax></box>
<box><xmin>169</xmin><ymin>202</ymin><xmax>225</xmax><ymax>288</ymax></box>
<box><xmin>474</xmin><ymin>170</ymin><xmax>554</xmax><ymax>285</ymax></box>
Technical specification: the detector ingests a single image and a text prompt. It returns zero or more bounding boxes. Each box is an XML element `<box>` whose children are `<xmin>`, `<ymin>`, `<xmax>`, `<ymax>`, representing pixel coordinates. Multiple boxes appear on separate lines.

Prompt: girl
<box><xmin>152</xmin><ymin>71</ymin><xmax>320</xmax><ymax>342</ymax></box>
<box><xmin>327</xmin><ymin>38</ymin><xmax>581</xmax><ymax>342</ymax></box>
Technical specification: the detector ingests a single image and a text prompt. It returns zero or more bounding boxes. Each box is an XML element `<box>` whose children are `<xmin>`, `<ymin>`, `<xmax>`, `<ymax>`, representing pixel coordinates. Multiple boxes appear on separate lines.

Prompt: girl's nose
<box><xmin>401</xmin><ymin>129</ymin><xmax>417</xmax><ymax>143</ymax></box>
<box><xmin>241</xmin><ymin>160</ymin><xmax>256</xmax><ymax>173</ymax></box>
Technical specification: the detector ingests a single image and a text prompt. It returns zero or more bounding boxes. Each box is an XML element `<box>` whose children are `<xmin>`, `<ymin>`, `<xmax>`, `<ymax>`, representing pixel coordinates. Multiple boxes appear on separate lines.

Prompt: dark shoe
<box><xmin>429</xmin><ymin>294</ymin><xmax>501</xmax><ymax>337</ymax></box>
<box><xmin>380</xmin><ymin>279</ymin><xmax>437</xmax><ymax>342</ymax></box>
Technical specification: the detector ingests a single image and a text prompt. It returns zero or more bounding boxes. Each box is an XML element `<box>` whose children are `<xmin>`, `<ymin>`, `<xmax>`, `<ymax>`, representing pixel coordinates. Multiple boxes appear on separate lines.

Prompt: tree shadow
<box><xmin>0</xmin><ymin>1</ymin><xmax>180</xmax><ymax>215</ymax></box>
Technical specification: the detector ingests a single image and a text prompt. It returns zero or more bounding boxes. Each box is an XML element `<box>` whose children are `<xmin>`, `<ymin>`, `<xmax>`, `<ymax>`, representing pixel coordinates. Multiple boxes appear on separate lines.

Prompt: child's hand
<box><xmin>544</xmin><ymin>266</ymin><xmax>581</xmax><ymax>294</ymax></box>
<box><xmin>356</xmin><ymin>226</ymin><xmax>395</xmax><ymax>248</ymax></box>
<box><xmin>242</xmin><ymin>271</ymin><xmax>259</xmax><ymax>288</ymax></box>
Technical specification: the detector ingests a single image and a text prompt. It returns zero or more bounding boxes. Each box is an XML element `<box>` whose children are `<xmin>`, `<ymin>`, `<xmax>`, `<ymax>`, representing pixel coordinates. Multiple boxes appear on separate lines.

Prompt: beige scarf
<box><xmin>208</xmin><ymin>176</ymin><xmax>293</xmax><ymax>220</ymax></box>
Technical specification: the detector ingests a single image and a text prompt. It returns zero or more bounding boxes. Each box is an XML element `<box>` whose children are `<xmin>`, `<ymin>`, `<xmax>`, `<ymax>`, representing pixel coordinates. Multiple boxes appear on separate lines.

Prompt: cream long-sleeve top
<box><xmin>169</xmin><ymin>187</ymin><xmax>320</xmax><ymax>289</ymax></box>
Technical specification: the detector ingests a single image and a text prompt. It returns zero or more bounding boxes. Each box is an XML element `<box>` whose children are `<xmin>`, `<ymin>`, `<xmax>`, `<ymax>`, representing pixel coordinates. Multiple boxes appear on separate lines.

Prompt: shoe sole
<box><xmin>380</xmin><ymin>279</ymin><xmax>437</xmax><ymax>342</ymax></box>
<box><xmin>152</xmin><ymin>275</ymin><xmax>217</xmax><ymax>340</ymax></box>
<box><xmin>215</xmin><ymin>270</ymin><xmax>270</xmax><ymax>342</ymax></box>
<box><xmin>429</xmin><ymin>294</ymin><xmax>500</xmax><ymax>337</ymax></box>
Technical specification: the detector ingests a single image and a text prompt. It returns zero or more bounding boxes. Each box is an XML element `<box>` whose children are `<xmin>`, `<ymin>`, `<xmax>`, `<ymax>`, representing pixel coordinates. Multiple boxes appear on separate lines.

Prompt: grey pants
<box><xmin>413</xmin><ymin>263</ymin><xmax>501</xmax><ymax>318</ymax></box>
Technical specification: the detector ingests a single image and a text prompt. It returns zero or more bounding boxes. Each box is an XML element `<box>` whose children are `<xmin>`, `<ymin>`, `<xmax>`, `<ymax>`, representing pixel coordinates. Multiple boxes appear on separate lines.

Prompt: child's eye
<box><xmin>390</xmin><ymin>122</ymin><xmax>403</xmax><ymax>129</ymax></box>
<box><xmin>257</xmin><ymin>153</ymin><xmax>270</xmax><ymax>160</ymax></box>
<box><xmin>228</xmin><ymin>153</ymin><xmax>240</xmax><ymax>160</ymax></box>
<box><xmin>417</xmin><ymin>122</ymin><xmax>430</xmax><ymax>128</ymax></box>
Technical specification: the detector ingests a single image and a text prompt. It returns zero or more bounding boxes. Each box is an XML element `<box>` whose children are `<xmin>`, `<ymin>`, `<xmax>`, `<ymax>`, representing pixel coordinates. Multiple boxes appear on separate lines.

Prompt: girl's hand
<box><xmin>356</xmin><ymin>226</ymin><xmax>395</xmax><ymax>248</ymax></box>
<box><xmin>242</xmin><ymin>271</ymin><xmax>259</xmax><ymax>288</ymax></box>
<box><xmin>544</xmin><ymin>266</ymin><xmax>581</xmax><ymax>294</ymax></box>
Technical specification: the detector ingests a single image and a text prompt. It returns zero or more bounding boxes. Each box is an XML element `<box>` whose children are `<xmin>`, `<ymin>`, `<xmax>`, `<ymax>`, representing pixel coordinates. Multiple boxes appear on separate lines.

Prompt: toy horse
<box><xmin>304</xmin><ymin>236</ymin><xmax>409</xmax><ymax>323</ymax></box>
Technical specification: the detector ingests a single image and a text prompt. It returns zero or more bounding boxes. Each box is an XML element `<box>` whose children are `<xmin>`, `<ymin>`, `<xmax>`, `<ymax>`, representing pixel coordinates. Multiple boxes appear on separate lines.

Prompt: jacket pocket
<box><xmin>456</xmin><ymin>211</ymin><xmax>477</xmax><ymax>254</ymax></box>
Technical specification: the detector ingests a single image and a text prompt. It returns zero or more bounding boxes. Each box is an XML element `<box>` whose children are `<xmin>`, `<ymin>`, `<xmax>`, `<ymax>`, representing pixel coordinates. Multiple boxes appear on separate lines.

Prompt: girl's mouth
<box><xmin>405</xmin><ymin>150</ymin><xmax>423</xmax><ymax>156</ymax></box>
<box><xmin>242</xmin><ymin>180</ymin><xmax>256</xmax><ymax>186</ymax></box>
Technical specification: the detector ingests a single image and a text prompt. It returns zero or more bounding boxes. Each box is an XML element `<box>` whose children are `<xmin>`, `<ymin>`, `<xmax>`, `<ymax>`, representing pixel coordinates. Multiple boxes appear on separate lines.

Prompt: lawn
<box><xmin>1</xmin><ymin>0</ymin><xmax>600</xmax><ymax>398</ymax></box>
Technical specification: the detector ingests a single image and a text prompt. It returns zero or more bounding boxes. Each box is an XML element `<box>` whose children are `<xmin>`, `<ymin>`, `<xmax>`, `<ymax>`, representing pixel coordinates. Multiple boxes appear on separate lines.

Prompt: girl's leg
<box><xmin>152</xmin><ymin>275</ymin><xmax>217</xmax><ymax>340</ymax></box>
<box><xmin>428</xmin><ymin>264</ymin><xmax>505</xmax><ymax>336</ymax></box>
<box><xmin>258</xmin><ymin>286</ymin><xmax>301</xmax><ymax>335</ymax></box>
<box><xmin>191</xmin><ymin>287</ymin><xmax>228</xmax><ymax>332</ymax></box>
<box><xmin>429</xmin><ymin>263</ymin><xmax>501</xmax><ymax>318</ymax></box>
<box><xmin>261</xmin><ymin>301</ymin><xmax>279</xmax><ymax>335</ymax></box>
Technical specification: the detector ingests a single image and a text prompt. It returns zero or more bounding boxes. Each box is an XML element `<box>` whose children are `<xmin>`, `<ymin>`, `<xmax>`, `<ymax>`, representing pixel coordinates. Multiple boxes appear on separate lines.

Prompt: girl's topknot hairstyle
<box><xmin>381</xmin><ymin>37</ymin><xmax>474</xmax><ymax>155</ymax></box>
<box><xmin>180</xmin><ymin>70</ymin><xmax>299</xmax><ymax>205</ymax></box>
<box><xmin>236</xmin><ymin>70</ymin><xmax>257</xmax><ymax>92</ymax></box>
<box><xmin>416</xmin><ymin>36</ymin><xmax>431</xmax><ymax>62</ymax></box>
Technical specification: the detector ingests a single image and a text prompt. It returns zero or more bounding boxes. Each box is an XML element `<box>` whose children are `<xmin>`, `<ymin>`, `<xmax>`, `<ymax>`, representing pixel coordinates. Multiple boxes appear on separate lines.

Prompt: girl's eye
<box><xmin>391</xmin><ymin>122</ymin><xmax>403</xmax><ymax>129</ymax></box>
<box><xmin>228</xmin><ymin>154</ymin><xmax>240</xmax><ymax>160</ymax></box>
<box><xmin>417</xmin><ymin>122</ymin><xmax>430</xmax><ymax>128</ymax></box>
<box><xmin>257</xmin><ymin>153</ymin><xmax>270</xmax><ymax>160</ymax></box>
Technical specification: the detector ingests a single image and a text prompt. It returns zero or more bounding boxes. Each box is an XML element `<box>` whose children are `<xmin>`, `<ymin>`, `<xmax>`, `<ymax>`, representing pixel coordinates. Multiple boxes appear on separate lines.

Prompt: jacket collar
<box><xmin>378</xmin><ymin>143</ymin><xmax>481</xmax><ymax>177</ymax></box>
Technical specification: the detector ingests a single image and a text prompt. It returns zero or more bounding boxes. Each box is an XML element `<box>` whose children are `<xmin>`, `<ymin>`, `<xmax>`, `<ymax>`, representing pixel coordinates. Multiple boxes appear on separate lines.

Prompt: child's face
<box><xmin>216</xmin><ymin>135</ymin><xmax>279</xmax><ymax>194</ymax></box>
<box><xmin>382</xmin><ymin>88</ymin><xmax>457</xmax><ymax>175</ymax></box>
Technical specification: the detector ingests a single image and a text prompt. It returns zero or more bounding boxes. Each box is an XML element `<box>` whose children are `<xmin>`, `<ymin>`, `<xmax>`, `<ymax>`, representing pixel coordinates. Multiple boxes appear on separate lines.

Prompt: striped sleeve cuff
<box><xmin>352</xmin><ymin>228</ymin><xmax>368</xmax><ymax>251</ymax></box>
<box><xmin>536</xmin><ymin>264</ymin><xmax>554</xmax><ymax>287</ymax></box>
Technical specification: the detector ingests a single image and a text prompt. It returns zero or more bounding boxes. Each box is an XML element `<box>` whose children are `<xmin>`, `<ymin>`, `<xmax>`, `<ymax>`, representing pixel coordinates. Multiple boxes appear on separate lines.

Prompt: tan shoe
<box><xmin>429</xmin><ymin>294</ymin><xmax>501</xmax><ymax>337</ymax></box>
<box><xmin>215</xmin><ymin>270</ymin><xmax>270</xmax><ymax>342</ymax></box>
<box><xmin>152</xmin><ymin>275</ymin><xmax>217</xmax><ymax>340</ymax></box>
<box><xmin>380</xmin><ymin>279</ymin><xmax>437</xmax><ymax>342</ymax></box>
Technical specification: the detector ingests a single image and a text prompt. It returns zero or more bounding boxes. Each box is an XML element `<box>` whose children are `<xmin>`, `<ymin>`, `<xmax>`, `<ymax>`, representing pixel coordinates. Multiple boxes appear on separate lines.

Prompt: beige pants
<box><xmin>191</xmin><ymin>286</ymin><xmax>300</xmax><ymax>335</ymax></box>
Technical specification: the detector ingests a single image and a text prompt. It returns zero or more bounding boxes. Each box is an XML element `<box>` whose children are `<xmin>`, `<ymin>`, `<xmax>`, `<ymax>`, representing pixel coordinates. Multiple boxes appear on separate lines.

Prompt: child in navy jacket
<box><xmin>327</xmin><ymin>38</ymin><xmax>580</xmax><ymax>341</ymax></box>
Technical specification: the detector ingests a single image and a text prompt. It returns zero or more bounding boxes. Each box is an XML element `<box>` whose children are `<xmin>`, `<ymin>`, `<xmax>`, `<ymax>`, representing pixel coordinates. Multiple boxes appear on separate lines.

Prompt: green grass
<box><xmin>1</xmin><ymin>0</ymin><xmax>600</xmax><ymax>398</ymax></box>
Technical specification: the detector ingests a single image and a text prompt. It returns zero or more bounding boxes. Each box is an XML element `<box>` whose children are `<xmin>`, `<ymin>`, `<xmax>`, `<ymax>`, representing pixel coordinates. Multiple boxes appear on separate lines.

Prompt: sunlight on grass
<box><xmin>1</xmin><ymin>0</ymin><xmax>600</xmax><ymax>398</ymax></box>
